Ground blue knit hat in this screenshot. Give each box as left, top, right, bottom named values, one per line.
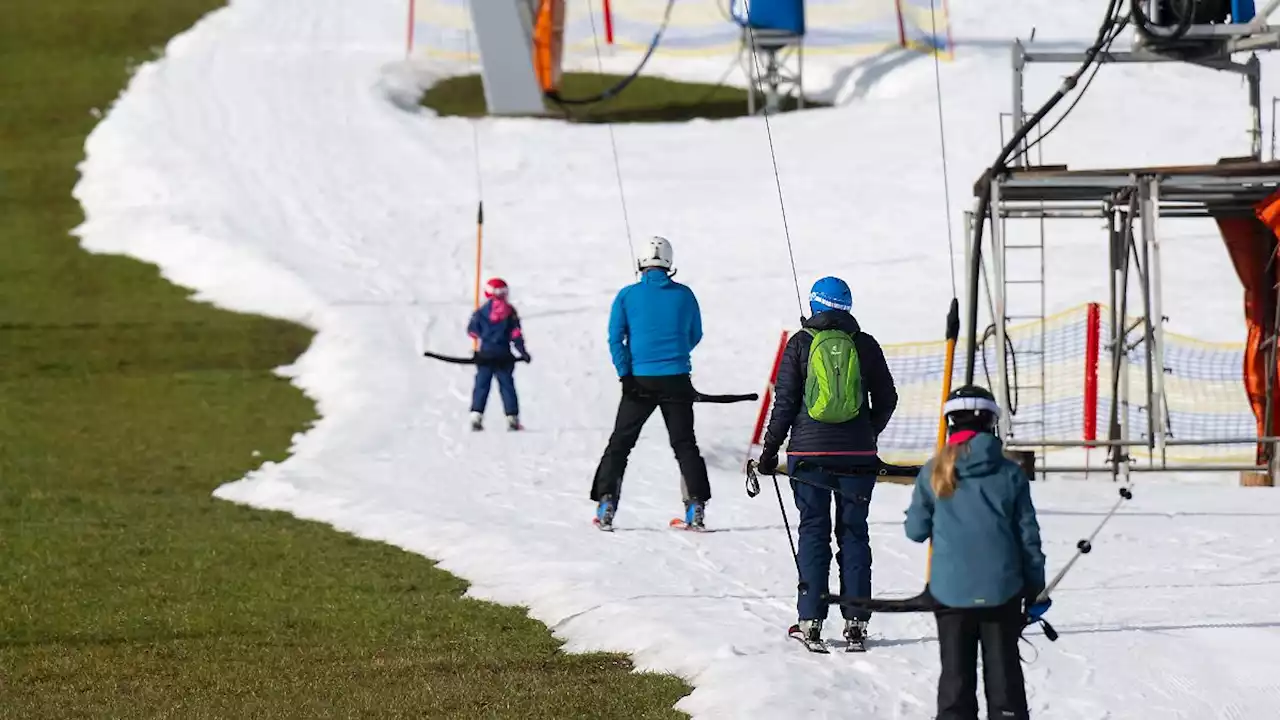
left=809, top=276, right=852, bottom=315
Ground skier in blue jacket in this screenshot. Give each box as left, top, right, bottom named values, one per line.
left=590, top=236, right=709, bottom=530
left=905, top=384, right=1047, bottom=720
left=467, top=277, right=530, bottom=432
left=756, top=276, right=898, bottom=651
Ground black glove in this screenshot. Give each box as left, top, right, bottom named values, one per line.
left=518, top=351, right=531, bottom=363
left=757, top=448, right=780, bottom=476
left=620, top=374, right=640, bottom=398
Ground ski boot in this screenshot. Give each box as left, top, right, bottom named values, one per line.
left=842, top=618, right=869, bottom=653
left=684, top=500, right=706, bottom=531
left=506, top=415, right=522, bottom=431
left=469, top=411, right=483, bottom=432
left=593, top=495, right=617, bottom=531
left=788, top=619, right=828, bottom=654
left=670, top=500, right=706, bottom=531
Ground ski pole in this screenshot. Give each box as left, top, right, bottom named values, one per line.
left=772, top=472, right=807, bottom=596
left=747, top=460, right=807, bottom=595
left=1038, top=484, right=1133, bottom=602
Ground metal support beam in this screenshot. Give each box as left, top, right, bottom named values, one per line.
left=1250, top=0, right=1280, bottom=31
left=1011, top=40, right=1026, bottom=163
left=1019, top=48, right=1255, bottom=74
left=1145, top=177, right=1169, bottom=466
left=990, top=180, right=1012, bottom=438
left=1040, top=464, right=1270, bottom=474
left=1141, top=176, right=1172, bottom=461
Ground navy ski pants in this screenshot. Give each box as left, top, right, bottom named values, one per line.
left=471, top=362, right=518, bottom=416
left=788, top=457, right=877, bottom=622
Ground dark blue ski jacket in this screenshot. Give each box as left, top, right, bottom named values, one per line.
left=762, top=310, right=898, bottom=458
left=905, top=432, right=1046, bottom=608
left=608, top=269, right=702, bottom=377
left=468, top=299, right=527, bottom=360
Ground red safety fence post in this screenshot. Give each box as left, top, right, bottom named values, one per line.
left=1084, top=303, right=1101, bottom=447
left=744, top=330, right=790, bottom=469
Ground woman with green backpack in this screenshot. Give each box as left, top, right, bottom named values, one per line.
left=756, top=276, right=899, bottom=651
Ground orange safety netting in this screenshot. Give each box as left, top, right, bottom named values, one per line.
left=533, top=0, right=565, bottom=93
left=1216, top=191, right=1280, bottom=462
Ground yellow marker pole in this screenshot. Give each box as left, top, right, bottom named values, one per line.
left=927, top=298, right=961, bottom=580
left=472, top=201, right=484, bottom=352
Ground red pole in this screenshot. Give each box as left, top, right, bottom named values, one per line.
left=744, top=330, right=791, bottom=469
left=602, top=0, right=615, bottom=45
left=750, top=388, right=774, bottom=447
left=894, top=0, right=907, bottom=49
left=1084, top=303, right=1101, bottom=446
left=406, top=0, right=415, bottom=57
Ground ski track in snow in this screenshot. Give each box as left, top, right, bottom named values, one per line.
left=73, top=0, right=1280, bottom=717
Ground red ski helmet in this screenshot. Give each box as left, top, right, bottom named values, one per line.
left=484, top=277, right=509, bottom=299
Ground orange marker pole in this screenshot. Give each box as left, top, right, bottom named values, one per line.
left=472, top=201, right=484, bottom=352
left=927, top=298, right=961, bottom=580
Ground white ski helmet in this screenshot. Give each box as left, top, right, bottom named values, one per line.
left=637, top=235, right=674, bottom=272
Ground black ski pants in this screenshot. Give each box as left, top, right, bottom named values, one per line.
left=934, top=597, right=1029, bottom=720
left=590, top=374, right=710, bottom=504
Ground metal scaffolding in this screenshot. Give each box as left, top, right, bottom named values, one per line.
left=1010, top=40, right=1265, bottom=160
left=973, top=161, right=1280, bottom=481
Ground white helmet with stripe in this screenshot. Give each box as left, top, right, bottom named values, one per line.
left=943, top=385, right=1000, bottom=434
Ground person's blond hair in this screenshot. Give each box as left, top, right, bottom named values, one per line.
left=930, top=442, right=966, bottom=499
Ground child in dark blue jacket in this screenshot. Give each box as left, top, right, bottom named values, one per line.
left=905, top=385, right=1046, bottom=720
left=467, top=278, right=529, bottom=432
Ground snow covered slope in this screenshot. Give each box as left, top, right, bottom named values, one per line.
left=73, top=0, right=1280, bottom=717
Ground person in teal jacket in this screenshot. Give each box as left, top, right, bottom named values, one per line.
left=905, top=384, right=1046, bottom=720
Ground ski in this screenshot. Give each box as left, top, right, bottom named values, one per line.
left=843, top=637, right=867, bottom=653
left=787, top=625, right=830, bottom=654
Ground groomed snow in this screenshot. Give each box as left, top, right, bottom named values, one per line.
left=73, top=0, right=1280, bottom=716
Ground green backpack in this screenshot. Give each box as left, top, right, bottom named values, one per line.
left=802, top=328, right=863, bottom=423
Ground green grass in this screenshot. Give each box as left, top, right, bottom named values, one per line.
left=0, top=2, right=690, bottom=717
left=424, top=71, right=825, bottom=123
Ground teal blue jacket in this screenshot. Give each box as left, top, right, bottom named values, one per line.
left=905, top=433, right=1046, bottom=608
